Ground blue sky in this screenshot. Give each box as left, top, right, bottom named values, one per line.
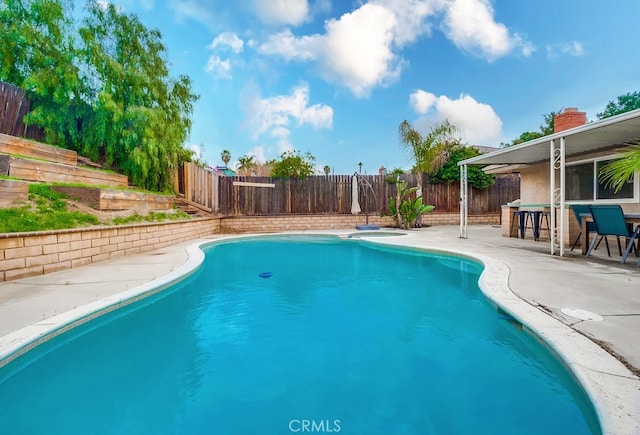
left=85, top=0, right=639, bottom=174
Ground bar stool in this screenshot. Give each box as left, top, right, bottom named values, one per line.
left=511, top=210, right=532, bottom=239
left=531, top=210, right=551, bottom=241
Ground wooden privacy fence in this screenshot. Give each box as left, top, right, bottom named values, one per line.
left=0, top=81, right=45, bottom=141
left=180, top=162, right=219, bottom=212
left=213, top=173, right=520, bottom=216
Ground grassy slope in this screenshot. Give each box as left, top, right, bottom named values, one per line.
left=0, top=184, right=189, bottom=233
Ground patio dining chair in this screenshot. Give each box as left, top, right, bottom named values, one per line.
left=570, top=204, right=596, bottom=251
left=586, top=205, right=640, bottom=264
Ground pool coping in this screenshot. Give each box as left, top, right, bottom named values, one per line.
left=0, top=230, right=638, bottom=434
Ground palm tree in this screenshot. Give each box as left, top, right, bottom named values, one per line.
left=236, top=154, right=256, bottom=176
left=398, top=119, right=458, bottom=199
left=323, top=165, right=331, bottom=176
left=221, top=149, right=231, bottom=168
left=599, top=139, right=640, bottom=192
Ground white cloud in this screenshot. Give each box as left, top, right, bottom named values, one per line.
left=259, top=3, right=404, bottom=97
left=442, top=0, right=534, bottom=61
left=205, top=56, right=232, bottom=79
left=257, top=0, right=534, bottom=95
left=209, top=32, right=244, bottom=53
left=245, top=83, right=333, bottom=150
left=410, top=89, right=438, bottom=114
left=205, top=33, right=245, bottom=79
left=546, top=41, right=585, bottom=60
left=371, top=0, right=443, bottom=45
left=189, top=144, right=204, bottom=160
left=319, top=4, right=401, bottom=96
left=411, top=90, right=503, bottom=146
left=247, top=146, right=267, bottom=164
left=171, top=0, right=215, bottom=27
left=259, top=29, right=319, bottom=61
left=253, top=0, right=310, bottom=26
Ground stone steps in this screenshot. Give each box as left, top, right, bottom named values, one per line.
left=0, top=133, right=77, bottom=166
left=0, top=133, right=177, bottom=212
left=51, top=186, right=173, bottom=211
left=3, top=155, right=128, bottom=187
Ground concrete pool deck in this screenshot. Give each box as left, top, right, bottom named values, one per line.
left=0, top=225, right=638, bottom=433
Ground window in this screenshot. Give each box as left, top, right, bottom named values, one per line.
left=565, top=157, right=636, bottom=202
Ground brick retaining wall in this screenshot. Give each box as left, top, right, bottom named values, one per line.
left=0, top=218, right=219, bottom=282
left=219, top=213, right=499, bottom=233
left=0, top=213, right=498, bottom=282
left=220, top=214, right=395, bottom=233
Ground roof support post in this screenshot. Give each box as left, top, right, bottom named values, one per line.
left=559, top=137, right=566, bottom=256
left=550, top=138, right=566, bottom=256
left=550, top=140, right=556, bottom=255
left=459, top=163, right=468, bottom=238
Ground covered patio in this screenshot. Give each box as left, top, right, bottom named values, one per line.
left=459, top=108, right=640, bottom=257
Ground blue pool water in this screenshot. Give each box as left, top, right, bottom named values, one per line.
left=0, top=235, right=600, bottom=434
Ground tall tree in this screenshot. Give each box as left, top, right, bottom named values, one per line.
left=236, top=154, right=256, bottom=175
left=78, top=1, right=198, bottom=191
left=0, top=0, right=87, bottom=146
left=268, top=150, right=316, bottom=179
left=398, top=119, right=458, bottom=198
left=501, top=110, right=558, bottom=147
left=220, top=149, right=231, bottom=167
left=430, top=144, right=495, bottom=189
left=597, top=91, right=640, bottom=119
left=539, top=111, right=557, bottom=135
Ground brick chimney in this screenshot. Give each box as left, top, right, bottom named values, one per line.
left=553, top=108, right=587, bottom=133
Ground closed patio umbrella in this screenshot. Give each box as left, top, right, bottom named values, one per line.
left=351, top=175, right=361, bottom=215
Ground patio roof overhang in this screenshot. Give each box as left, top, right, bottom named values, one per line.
left=457, top=108, right=640, bottom=255
left=459, top=108, right=640, bottom=167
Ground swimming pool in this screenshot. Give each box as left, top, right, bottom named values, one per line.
left=0, top=235, right=600, bottom=434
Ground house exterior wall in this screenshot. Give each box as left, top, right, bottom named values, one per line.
left=519, top=163, right=550, bottom=205
left=502, top=149, right=640, bottom=245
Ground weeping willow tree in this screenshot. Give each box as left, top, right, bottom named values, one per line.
left=1, top=0, right=198, bottom=192
left=78, top=1, right=198, bottom=191
left=0, top=0, right=88, bottom=146
left=599, top=139, right=640, bottom=193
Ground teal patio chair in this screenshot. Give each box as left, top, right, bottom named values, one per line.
left=586, top=205, right=640, bottom=264
left=570, top=204, right=596, bottom=251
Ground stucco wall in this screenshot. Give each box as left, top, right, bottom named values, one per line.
left=519, top=163, right=551, bottom=205
left=502, top=206, right=577, bottom=246
left=517, top=156, right=640, bottom=213
left=503, top=148, right=640, bottom=246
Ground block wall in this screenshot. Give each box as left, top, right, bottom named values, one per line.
left=219, top=213, right=499, bottom=233
left=0, top=213, right=499, bottom=282
left=0, top=218, right=219, bottom=282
